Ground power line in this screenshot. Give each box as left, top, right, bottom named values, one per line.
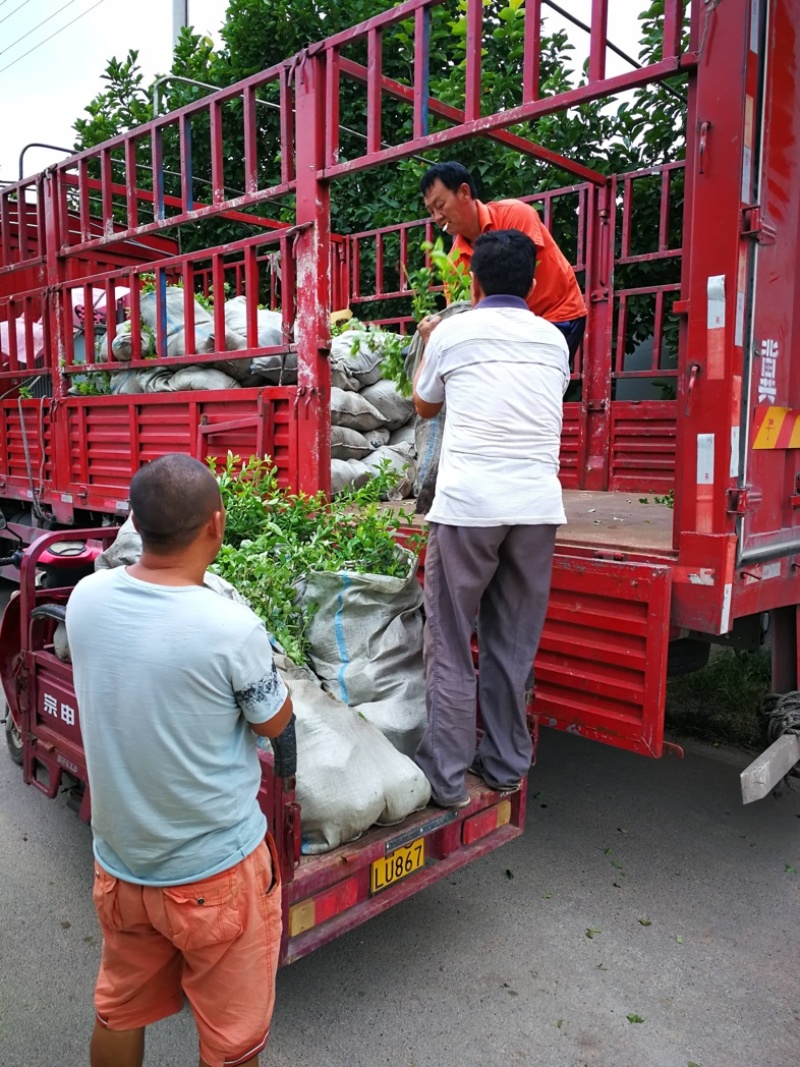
left=1, top=0, right=87, bottom=57
left=0, top=0, right=105, bottom=77
left=0, top=0, right=34, bottom=26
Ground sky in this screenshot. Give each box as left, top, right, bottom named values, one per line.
left=0, top=0, right=646, bottom=185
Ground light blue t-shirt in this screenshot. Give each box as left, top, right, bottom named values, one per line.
left=66, top=567, right=288, bottom=886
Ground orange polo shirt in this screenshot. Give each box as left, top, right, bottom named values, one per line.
left=451, top=199, right=586, bottom=323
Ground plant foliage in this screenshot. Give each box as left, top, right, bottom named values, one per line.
left=210, top=454, right=424, bottom=663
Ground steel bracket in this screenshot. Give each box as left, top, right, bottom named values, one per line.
left=726, top=486, right=753, bottom=515
left=740, top=205, right=777, bottom=245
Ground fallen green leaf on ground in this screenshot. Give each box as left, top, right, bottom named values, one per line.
left=556, top=1019, right=564, bottom=1029
left=786, top=864, right=797, bottom=874
left=626, top=1014, right=645, bottom=1024
left=586, top=927, right=601, bottom=939
left=638, top=918, right=652, bottom=926
left=676, top=935, right=684, bottom=944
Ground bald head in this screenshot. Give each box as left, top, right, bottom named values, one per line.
left=130, top=454, right=222, bottom=554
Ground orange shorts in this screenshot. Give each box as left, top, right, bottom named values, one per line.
left=92, top=837, right=282, bottom=1067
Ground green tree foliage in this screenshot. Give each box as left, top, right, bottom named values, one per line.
left=73, top=1, right=687, bottom=228
left=71, top=0, right=687, bottom=366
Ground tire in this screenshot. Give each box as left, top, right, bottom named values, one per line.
left=667, top=638, right=711, bottom=678
left=4, top=704, right=23, bottom=766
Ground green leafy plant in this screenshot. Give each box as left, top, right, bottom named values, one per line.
left=209, top=454, right=425, bottom=664
left=17, top=385, right=33, bottom=399
left=71, top=372, right=112, bottom=396
left=422, top=237, right=472, bottom=304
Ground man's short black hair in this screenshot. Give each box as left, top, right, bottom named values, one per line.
left=420, top=161, right=477, bottom=199
left=471, top=229, right=538, bottom=300
left=130, top=454, right=222, bottom=553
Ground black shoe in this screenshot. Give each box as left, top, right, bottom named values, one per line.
left=430, top=791, right=471, bottom=810
left=470, top=756, right=521, bottom=794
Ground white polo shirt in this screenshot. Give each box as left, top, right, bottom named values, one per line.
left=415, top=295, right=569, bottom=526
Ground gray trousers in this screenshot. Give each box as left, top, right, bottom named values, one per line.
left=415, top=522, right=557, bottom=803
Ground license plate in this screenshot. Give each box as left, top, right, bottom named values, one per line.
left=370, top=838, right=425, bottom=894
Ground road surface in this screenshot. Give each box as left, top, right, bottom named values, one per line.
left=1, top=730, right=798, bottom=1067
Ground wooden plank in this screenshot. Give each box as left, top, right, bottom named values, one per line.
left=740, top=733, right=800, bottom=804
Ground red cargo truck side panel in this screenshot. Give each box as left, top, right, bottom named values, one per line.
left=739, top=0, right=800, bottom=563
left=535, top=556, right=672, bottom=757
left=60, top=389, right=299, bottom=512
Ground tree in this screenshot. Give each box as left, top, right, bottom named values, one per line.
left=71, top=0, right=688, bottom=361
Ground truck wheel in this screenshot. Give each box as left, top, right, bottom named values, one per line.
left=667, top=638, right=711, bottom=678
left=4, top=705, right=23, bottom=766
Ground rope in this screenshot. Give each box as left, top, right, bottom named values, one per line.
left=17, top=393, right=47, bottom=523
left=699, top=0, right=726, bottom=59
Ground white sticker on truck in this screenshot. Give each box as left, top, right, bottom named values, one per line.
left=758, top=339, right=778, bottom=403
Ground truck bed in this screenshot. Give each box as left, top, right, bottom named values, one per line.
left=557, top=490, right=674, bottom=555
left=395, top=490, right=675, bottom=557
left=283, top=771, right=524, bottom=964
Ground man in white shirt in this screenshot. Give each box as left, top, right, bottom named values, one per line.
left=412, top=228, right=569, bottom=808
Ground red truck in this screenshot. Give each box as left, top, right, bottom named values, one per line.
left=0, top=0, right=797, bottom=960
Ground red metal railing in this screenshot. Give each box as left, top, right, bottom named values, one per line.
left=317, top=0, right=690, bottom=181
left=54, top=63, right=296, bottom=256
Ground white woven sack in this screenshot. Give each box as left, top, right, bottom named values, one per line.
left=110, top=370, right=144, bottom=394
left=139, top=289, right=215, bottom=358
left=137, top=367, right=174, bottom=393
left=361, top=445, right=416, bottom=499
left=268, top=656, right=430, bottom=854
left=250, top=351, right=298, bottom=383
left=364, top=427, right=391, bottom=449
left=404, top=301, right=471, bottom=512
left=360, top=379, right=414, bottom=431
left=329, top=331, right=384, bottom=387
left=111, top=320, right=155, bottom=362
left=224, top=296, right=284, bottom=347
left=300, top=552, right=426, bottom=756
left=331, top=364, right=360, bottom=392
left=169, top=366, right=240, bottom=391
left=330, top=458, right=371, bottom=495
left=330, top=387, right=387, bottom=432
left=330, top=426, right=373, bottom=461
left=389, top=423, right=415, bottom=448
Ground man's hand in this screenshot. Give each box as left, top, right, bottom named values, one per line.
left=416, top=314, right=442, bottom=346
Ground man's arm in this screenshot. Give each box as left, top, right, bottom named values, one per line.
left=412, top=314, right=445, bottom=419
left=249, top=692, right=294, bottom=738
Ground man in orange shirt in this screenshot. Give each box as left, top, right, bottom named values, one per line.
left=420, top=161, right=587, bottom=358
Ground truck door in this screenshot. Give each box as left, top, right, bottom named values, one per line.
left=738, top=0, right=800, bottom=564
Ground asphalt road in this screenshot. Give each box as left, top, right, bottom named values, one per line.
left=1, top=730, right=798, bottom=1067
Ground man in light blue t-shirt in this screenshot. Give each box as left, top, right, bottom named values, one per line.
left=67, top=454, right=293, bottom=1067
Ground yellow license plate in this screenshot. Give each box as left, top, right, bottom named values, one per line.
left=370, top=838, right=425, bottom=894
